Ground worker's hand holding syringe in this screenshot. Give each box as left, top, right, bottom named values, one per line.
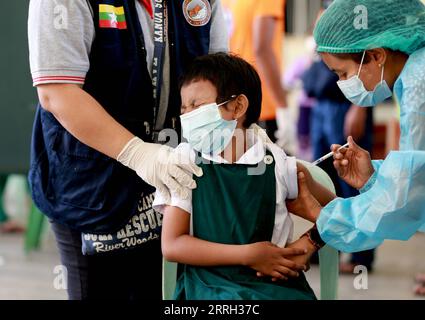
left=331, top=136, right=375, bottom=190
left=312, top=142, right=350, bottom=166
left=286, top=136, right=375, bottom=228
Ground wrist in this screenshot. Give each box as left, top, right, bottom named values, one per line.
left=116, top=136, right=144, bottom=169
left=359, top=169, right=377, bottom=193
left=302, top=225, right=325, bottom=250
left=241, top=244, right=253, bottom=267
left=299, top=234, right=317, bottom=253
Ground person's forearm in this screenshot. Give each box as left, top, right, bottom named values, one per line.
left=162, top=234, right=249, bottom=267
left=255, top=47, right=287, bottom=107
left=344, top=105, right=367, bottom=141
left=304, top=203, right=322, bottom=223
left=310, top=180, right=337, bottom=207
left=296, top=163, right=337, bottom=206
left=253, top=17, right=287, bottom=107
left=301, top=180, right=327, bottom=223
left=37, top=84, right=135, bottom=159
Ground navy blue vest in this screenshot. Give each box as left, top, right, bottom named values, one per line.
left=29, top=0, right=212, bottom=233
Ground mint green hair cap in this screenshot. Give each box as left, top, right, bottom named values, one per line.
left=314, top=0, right=425, bottom=55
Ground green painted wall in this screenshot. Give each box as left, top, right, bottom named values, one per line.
left=0, top=2, right=37, bottom=173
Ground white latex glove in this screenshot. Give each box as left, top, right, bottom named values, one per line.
left=275, top=107, right=297, bottom=155
left=117, top=137, right=203, bottom=203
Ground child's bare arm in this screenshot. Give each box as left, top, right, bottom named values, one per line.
left=296, top=162, right=337, bottom=206
left=162, top=205, right=307, bottom=280
left=162, top=205, right=246, bottom=266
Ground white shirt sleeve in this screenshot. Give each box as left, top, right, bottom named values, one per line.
left=152, top=143, right=195, bottom=215
left=153, top=189, right=193, bottom=215
left=268, top=144, right=298, bottom=201
left=28, top=0, right=95, bottom=86
left=282, top=156, right=298, bottom=200
left=209, top=0, right=229, bottom=53
left=266, top=143, right=296, bottom=246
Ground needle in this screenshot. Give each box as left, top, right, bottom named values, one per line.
left=312, top=142, right=350, bottom=166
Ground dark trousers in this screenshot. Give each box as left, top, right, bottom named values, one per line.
left=50, top=221, right=163, bottom=300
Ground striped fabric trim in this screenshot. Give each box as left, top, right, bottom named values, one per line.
left=32, top=75, right=85, bottom=86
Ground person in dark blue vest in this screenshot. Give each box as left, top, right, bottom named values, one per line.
left=28, top=0, right=228, bottom=300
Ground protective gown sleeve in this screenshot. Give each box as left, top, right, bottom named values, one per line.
left=316, top=151, right=425, bottom=252
left=358, top=160, right=383, bottom=194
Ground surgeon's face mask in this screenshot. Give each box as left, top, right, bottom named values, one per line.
left=180, top=96, right=237, bottom=155
left=337, top=51, right=392, bottom=107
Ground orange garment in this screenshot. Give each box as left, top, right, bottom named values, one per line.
left=222, top=0, right=285, bottom=121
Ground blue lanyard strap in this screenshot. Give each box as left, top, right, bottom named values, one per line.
left=152, top=0, right=167, bottom=128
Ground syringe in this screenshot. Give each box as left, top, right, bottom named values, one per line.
left=312, top=142, right=349, bottom=166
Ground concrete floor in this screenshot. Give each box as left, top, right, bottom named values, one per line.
left=0, top=220, right=424, bottom=300
left=296, top=217, right=425, bottom=300
left=0, top=231, right=67, bottom=300
left=306, top=234, right=425, bottom=300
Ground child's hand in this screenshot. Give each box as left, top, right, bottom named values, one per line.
left=258, top=237, right=317, bottom=281
left=285, top=237, right=317, bottom=272
left=244, top=241, right=307, bottom=281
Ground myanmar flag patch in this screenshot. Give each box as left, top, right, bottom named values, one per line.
left=99, top=4, right=127, bottom=29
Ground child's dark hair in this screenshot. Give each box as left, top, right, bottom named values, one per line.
left=180, top=53, right=262, bottom=128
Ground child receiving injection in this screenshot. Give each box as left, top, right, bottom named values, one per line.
left=153, top=53, right=335, bottom=300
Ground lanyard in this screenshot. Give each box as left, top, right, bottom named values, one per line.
left=151, top=0, right=167, bottom=128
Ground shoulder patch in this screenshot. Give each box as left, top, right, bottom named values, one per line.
left=182, top=0, right=212, bottom=27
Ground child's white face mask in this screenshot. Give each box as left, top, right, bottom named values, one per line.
left=180, top=97, right=237, bottom=155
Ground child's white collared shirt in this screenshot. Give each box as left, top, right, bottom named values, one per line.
left=153, top=131, right=298, bottom=247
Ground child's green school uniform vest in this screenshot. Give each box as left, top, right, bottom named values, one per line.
left=174, top=152, right=316, bottom=300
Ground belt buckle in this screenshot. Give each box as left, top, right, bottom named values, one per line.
left=152, top=130, right=160, bottom=144
left=153, top=130, right=170, bottom=144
